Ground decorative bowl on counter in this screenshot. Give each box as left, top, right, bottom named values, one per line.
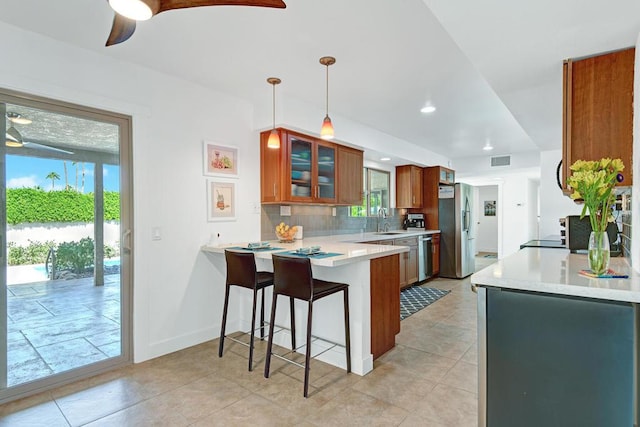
left=275, top=222, right=298, bottom=243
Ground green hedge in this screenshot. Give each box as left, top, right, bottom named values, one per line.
left=7, top=188, right=120, bottom=225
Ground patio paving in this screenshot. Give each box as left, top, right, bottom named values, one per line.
left=6, top=274, right=121, bottom=386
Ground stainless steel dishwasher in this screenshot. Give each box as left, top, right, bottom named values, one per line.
left=418, top=235, right=433, bottom=281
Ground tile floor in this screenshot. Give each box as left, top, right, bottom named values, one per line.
left=0, top=257, right=496, bottom=426
left=6, top=274, right=121, bottom=386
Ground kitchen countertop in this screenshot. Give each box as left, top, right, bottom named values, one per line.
left=201, top=229, right=440, bottom=267
left=471, top=247, right=640, bottom=303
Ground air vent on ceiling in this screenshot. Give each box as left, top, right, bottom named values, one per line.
left=491, top=155, right=511, bottom=167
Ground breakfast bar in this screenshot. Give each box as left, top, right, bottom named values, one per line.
left=471, top=248, right=640, bottom=427
left=202, top=236, right=411, bottom=376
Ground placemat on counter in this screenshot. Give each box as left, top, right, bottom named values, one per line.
left=226, top=246, right=284, bottom=252
left=281, top=251, right=343, bottom=259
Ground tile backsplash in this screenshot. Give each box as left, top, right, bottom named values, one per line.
left=261, top=205, right=403, bottom=241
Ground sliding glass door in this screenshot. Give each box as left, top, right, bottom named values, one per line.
left=0, top=89, right=132, bottom=402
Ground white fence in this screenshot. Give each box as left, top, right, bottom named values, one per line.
left=8, top=221, right=121, bottom=247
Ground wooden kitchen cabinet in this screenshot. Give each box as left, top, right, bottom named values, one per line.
left=370, top=254, right=400, bottom=359
left=395, top=236, right=419, bottom=289
left=260, top=130, right=283, bottom=203
left=337, top=145, right=364, bottom=205
left=396, top=165, right=423, bottom=208
left=562, top=47, right=634, bottom=192
left=431, top=233, right=440, bottom=276
left=437, top=167, right=455, bottom=185
left=260, top=128, right=337, bottom=204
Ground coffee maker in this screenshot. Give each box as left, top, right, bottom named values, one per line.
left=403, top=213, right=425, bottom=230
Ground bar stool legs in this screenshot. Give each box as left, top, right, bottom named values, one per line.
left=264, top=286, right=351, bottom=398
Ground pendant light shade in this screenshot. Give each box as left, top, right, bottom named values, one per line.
left=319, top=56, right=336, bottom=140
left=267, top=77, right=281, bottom=149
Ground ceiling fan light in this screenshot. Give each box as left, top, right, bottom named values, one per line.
left=6, top=112, right=32, bottom=125
left=5, top=126, right=23, bottom=147
left=267, top=129, right=280, bottom=149
left=108, top=0, right=156, bottom=20
left=320, top=116, right=334, bottom=140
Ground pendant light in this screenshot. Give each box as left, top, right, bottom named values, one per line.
left=319, top=56, right=336, bottom=140
left=266, top=77, right=281, bottom=149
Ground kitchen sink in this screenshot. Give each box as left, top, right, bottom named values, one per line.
left=374, top=232, right=404, bottom=235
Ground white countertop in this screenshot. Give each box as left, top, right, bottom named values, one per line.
left=471, top=248, right=640, bottom=303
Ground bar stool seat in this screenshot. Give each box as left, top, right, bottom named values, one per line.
left=218, top=250, right=274, bottom=371
left=264, top=254, right=351, bottom=398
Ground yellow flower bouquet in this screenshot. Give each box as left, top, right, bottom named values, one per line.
left=567, top=158, right=624, bottom=274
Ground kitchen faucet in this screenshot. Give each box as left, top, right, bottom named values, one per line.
left=377, top=207, right=388, bottom=232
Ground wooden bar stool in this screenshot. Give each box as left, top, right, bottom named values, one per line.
left=264, top=254, right=351, bottom=398
left=218, top=250, right=274, bottom=371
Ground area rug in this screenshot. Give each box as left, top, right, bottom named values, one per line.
left=400, top=286, right=450, bottom=320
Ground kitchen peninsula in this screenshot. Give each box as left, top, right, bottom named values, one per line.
left=202, top=230, right=439, bottom=375
left=471, top=248, right=640, bottom=427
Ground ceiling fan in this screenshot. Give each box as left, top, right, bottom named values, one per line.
left=5, top=113, right=74, bottom=155
left=106, top=0, right=287, bottom=46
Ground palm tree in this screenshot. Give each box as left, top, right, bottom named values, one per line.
left=63, top=161, right=68, bottom=190
left=81, top=162, right=85, bottom=193
left=46, top=172, right=60, bottom=190
left=72, top=161, right=79, bottom=191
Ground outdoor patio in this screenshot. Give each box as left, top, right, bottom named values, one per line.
left=6, top=273, right=121, bottom=386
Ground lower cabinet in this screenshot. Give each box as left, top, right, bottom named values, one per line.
left=431, top=233, right=440, bottom=276
left=395, top=237, right=418, bottom=289
left=370, top=254, right=401, bottom=359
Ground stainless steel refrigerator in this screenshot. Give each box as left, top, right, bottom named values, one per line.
left=439, top=183, right=475, bottom=278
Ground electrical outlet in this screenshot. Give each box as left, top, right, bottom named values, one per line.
left=280, top=205, right=291, bottom=216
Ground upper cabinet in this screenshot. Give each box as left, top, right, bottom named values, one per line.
left=396, top=165, right=423, bottom=208
left=437, top=167, right=455, bottom=185
left=562, top=47, right=634, bottom=192
left=260, top=128, right=363, bottom=205
left=337, top=145, right=364, bottom=205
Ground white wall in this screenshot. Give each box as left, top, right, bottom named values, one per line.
left=0, top=22, right=263, bottom=362
left=538, top=150, right=582, bottom=238
left=476, top=186, right=499, bottom=252
left=461, top=170, right=538, bottom=258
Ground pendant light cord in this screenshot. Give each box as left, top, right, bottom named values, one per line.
left=272, top=82, right=276, bottom=128
left=325, top=64, right=329, bottom=116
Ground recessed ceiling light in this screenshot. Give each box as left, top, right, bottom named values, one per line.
left=380, top=157, right=391, bottom=161
left=420, top=105, right=436, bottom=114
left=483, top=142, right=494, bottom=151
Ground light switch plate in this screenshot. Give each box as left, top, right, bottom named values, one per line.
left=152, top=227, right=162, bottom=241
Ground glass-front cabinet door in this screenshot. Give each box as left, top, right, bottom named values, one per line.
left=315, top=141, right=336, bottom=202
left=286, top=132, right=336, bottom=203
left=288, top=135, right=313, bottom=202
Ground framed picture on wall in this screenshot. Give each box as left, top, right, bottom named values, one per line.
left=484, top=200, right=496, bottom=216
left=207, top=179, right=236, bottom=221
left=203, top=141, right=239, bottom=177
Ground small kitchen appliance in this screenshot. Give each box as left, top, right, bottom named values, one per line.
left=404, top=213, right=425, bottom=230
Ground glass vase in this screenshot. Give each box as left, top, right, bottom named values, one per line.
left=588, top=231, right=610, bottom=276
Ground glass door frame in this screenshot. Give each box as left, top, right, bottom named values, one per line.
left=0, top=87, right=133, bottom=404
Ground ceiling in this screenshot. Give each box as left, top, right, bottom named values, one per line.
left=1, top=0, right=639, bottom=163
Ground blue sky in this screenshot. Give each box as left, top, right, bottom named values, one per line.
left=6, top=155, right=120, bottom=192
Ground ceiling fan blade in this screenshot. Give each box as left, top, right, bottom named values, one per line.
left=22, top=141, right=74, bottom=155
left=105, top=13, right=137, bottom=46
left=157, top=0, right=286, bottom=13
